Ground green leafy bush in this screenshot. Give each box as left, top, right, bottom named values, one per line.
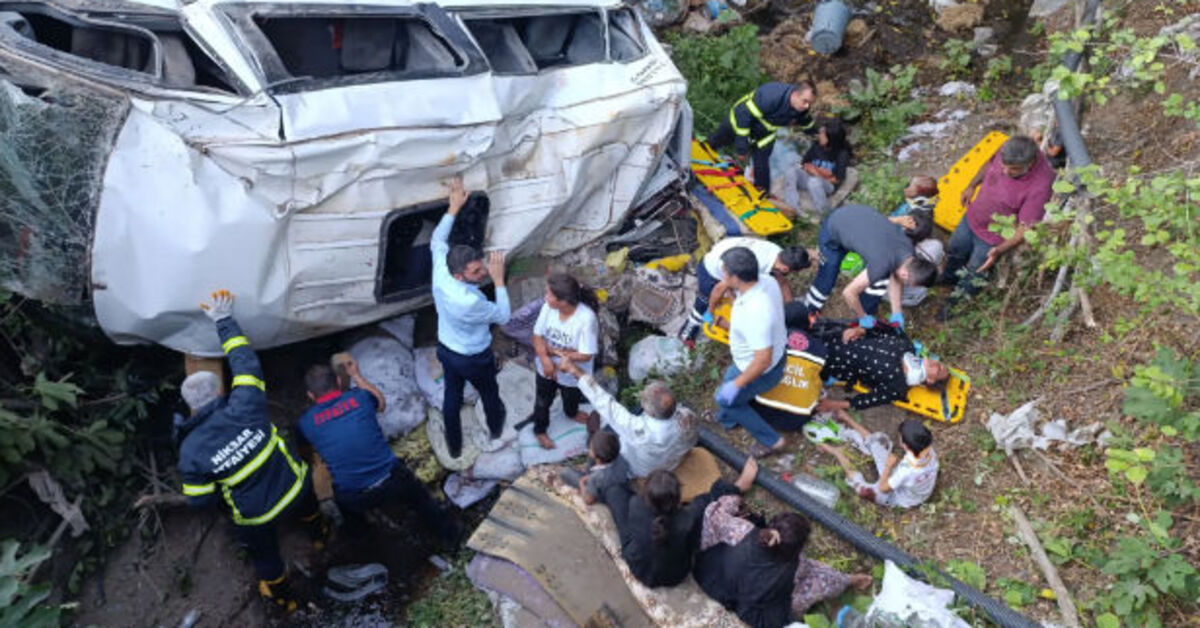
left=0, top=540, right=60, bottom=627
left=665, top=25, right=769, bottom=134
left=834, top=64, right=924, bottom=153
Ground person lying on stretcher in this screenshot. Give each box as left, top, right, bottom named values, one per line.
left=809, top=320, right=949, bottom=413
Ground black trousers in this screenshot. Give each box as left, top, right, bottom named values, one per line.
left=437, top=343, right=506, bottom=457
left=530, top=374, right=583, bottom=435
left=336, top=461, right=449, bottom=540
left=707, top=119, right=776, bottom=193
left=231, top=473, right=319, bottom=581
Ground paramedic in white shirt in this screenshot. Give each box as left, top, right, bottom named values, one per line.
left=431, top=178, right=510, bottom=459
left=712, top=246, right=791, bottom=457
left=684, top=237, right=814, bottom=340
left=821, top=413, right=939, bottom=509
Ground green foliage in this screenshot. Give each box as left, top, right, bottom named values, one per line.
left=1145, top=446, right=1200, bottom=506
left=1122, top=347, right=1200, bottom=440
left=1105, top=446, right=1154, bottom=485
left=666, top=25, right=769, bottom=134
left=944, top=559, right=987, bottom=590
left=979, top=55, right=1013, bottom=102
left=1091, top=512, right=1199, bottom=626
left=1034, top=166, right=1200, bottom=321
left=404, top=555, right=498, bottom=626
left=0, top=540, right=60, bottom=627
left=834, top=64, right=924, bottom=153
left=847, top=161, right=907, bottom=211
left=938, top=39, right=973, bottom=78
left=995, top=577, right=1038, bottom=609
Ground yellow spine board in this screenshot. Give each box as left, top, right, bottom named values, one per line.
left=691, top=140, right=793, bottom=236
left=851, top=367, right=971, bottom=424
left=704, top=295, right=969, bottom=423
left=933, top=131, right=1009, bottom=232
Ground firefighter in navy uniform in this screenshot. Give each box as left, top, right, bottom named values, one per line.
left=706, top=81, right=818, bottom=195
left=176, top=290, right=320, bottom=612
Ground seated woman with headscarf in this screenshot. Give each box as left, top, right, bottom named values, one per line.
left=694, top=495, right=872, bottom=627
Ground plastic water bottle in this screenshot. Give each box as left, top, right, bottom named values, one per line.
left=791, top=471, right=839, bottom=509
left=836, top=606, right=867, bottom=628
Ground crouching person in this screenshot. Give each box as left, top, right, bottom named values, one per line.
left=177, top=291, right=319, bottom=612
left=558, top=358, right=697, bottom=480
left=821, top=412, right=939, bottom=508
left=297, top=361, right=459, bottom=548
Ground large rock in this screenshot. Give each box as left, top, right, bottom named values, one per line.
left=936, top=3, right=984, bottom=33
left=1029, top=0, right=1072, bottom=18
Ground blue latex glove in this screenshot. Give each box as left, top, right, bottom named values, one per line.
left=715, top=380, right=742, bottom=406
left=889, top=312, right=905, bottom=329
left=702, top=311, right=714, bottom=324
left=857, top=315, right=876, bottom=329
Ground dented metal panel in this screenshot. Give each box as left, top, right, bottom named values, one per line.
left=0, top=0, right=689, bottom=354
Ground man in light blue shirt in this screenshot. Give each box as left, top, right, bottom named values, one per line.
left=433, top=179, right=510, bottom=458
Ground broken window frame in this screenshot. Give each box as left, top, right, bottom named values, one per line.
left=457, top=5, right=648, bottom=76
left=375, top=193, right=490, bottom=304
left=220, top=3, right=487, bottom=95
left=0, top=2, right=246, bottom=94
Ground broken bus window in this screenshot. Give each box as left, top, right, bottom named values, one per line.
left=253, top=16, right=464, bottom=79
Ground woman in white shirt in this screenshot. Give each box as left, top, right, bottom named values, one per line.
left=530, top=272, right=600, bottom=449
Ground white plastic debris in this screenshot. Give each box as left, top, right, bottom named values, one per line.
left=987, top=400, right=1105, bottom=451
left=517, top=412, right=590, bottom=467
left=426, top=406, right=483, bottom=471
left=476, top=361, right=541, bottom=444
left=471, top=441, right=525, bottom=481
left=444, top=473, right=499, bottom=509
left=378, top=314, right=416, bottom=349
left=348, top=335, right=426, bottom=438
left=867, top=560, right=971, bottom=627
left=937, top=81, right=977, bottom=98
left=627, top=335, right=690, bottom=383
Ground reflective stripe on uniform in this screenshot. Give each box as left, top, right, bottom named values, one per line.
left=221, top=427, right=280, bottom=488
left=222, top=335, right=250, bottom=354
left=743, top=96, right=779, bottom=132
left=182, top=482, right=215, bottom=496
left=232, top=374, right=265, bottom=391
left=730, top=90, right=780, bottom=147
left=221, top=429, right=309, bottom=526
left=729, top=93, right=752, bottom=136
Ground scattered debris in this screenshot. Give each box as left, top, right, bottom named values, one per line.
left=1029, top=0, right=1074, bottom=19
left=986, top=400, right=1107, bottom=452
left=971, top=26, right=998, bottom=57
left=349, top=331, right=426, bottom=438
left=935, top=3, right=985, bottom=33
left=867, top=560, right=970, bottom=627
left=627, top=335, right=691, bottom=383
left=324, top=564, right=390, bottom=603
left=27, top=470, right=89, bottom=537
left=444, top=474, right=499, bottom=509
left=937, top=81, right=977, bottom=98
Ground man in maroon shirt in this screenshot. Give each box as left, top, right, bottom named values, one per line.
left=938, top=135, right=1055, bottom=319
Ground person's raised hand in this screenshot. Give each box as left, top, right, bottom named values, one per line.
left=200, top=289, right=234, bottom=321
left=486, top=250, right=506, bottom=286
left=342, top=356, right=360, bottom=378
left=446, top=177, right=468, bottom=216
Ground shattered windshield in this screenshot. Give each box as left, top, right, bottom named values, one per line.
left=0, top=81, right=128, bottom=303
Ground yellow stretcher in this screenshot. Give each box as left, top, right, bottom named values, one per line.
left=703, top=298, right=969, bottom=423
left=933, top=131, right=1009, bottom=232
left=691, top=140, right=793, bottom=236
